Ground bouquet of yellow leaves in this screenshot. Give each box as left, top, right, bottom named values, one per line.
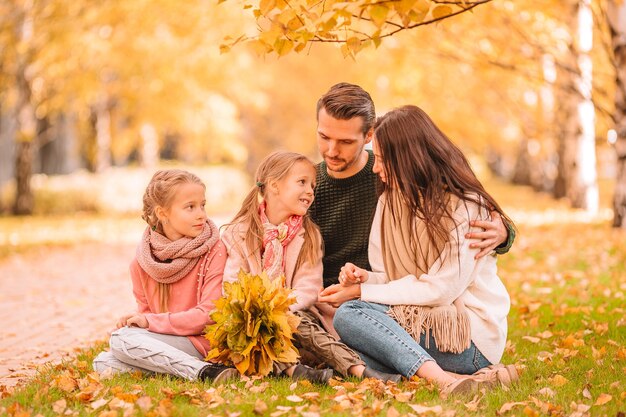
left=204, top=269, right=301, bottom=376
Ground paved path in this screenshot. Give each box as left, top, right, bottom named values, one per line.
left=0, top=243, right=135, bottom=388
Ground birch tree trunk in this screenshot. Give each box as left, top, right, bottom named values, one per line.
left=608, top=0, right=626, bottom=228
left=94, top=97, right=112, bottom=173
left=139, top=123, right=159, bottom=169
left=13, top=1, right=37, bottom=215
left=554, top=0, right=599, bottom=212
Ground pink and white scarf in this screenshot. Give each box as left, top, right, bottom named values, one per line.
left=259, top=201, right=303, bottom=279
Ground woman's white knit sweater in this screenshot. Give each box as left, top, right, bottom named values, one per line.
left=360, top=197, right=511, bottom=364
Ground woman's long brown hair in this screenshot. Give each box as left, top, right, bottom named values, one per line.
left=374, top=105, right=514, bottom=259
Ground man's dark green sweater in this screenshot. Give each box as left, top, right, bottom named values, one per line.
left=309, top=150, right=379, bottom=288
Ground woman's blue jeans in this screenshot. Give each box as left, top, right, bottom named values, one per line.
left=334, top=300, right=491, bottom=377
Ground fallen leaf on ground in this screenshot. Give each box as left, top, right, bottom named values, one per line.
left=408, top=403, right=443, bottom=414
left=253, top=399, right=268, bottom=415
left=249, top=381, right=270, bottom=393
left=594, top=393, right=611, bottom=405
left=387, top=406, right=400, bottom=417
left=135, top=396, right=152, bottom=412
left=549, top=374, right=568, bottom=387
left=52, top=399, right=67, bottom=414
left=54, top=375, right=78, bottom=392
left=90, top=399, right=108, bottom=410
left=522, top=336, right=540, bottom=344
left=394, top=391, right=413, bottom=402
left=498, top=401, right=526, bottom=414
left=538, top=388, right=555, bottom=398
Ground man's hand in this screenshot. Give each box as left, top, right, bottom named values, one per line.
left=338, top=262, right=368, bottom=286
left=466, top=211, right=508, bottom=259
left=318, top=284, right=361, bottom=308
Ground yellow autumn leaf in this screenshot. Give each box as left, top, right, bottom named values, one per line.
left=346, top=37, right=361, bottom=55
left=522, top=336, right=541, bottom=344
left=549, top=374, right=568, bottom=387
left=254, top=398, right=269, bottom=414
left=386, top=406, right=400, bottom=417
left=274, top=39, right=293, bottom=56
left=432, top=5, right=453, bottom=20
left=408, top=403, right=443, bottom=414
left=498, top=401, right=527, bottom=414
left=393, top=0, right=417, bottom=15
left=369, top=4, right=388, bottom=27
left=259, top=0, right=276, bottom=15
left=54, top=375, right=78, bottom=392
left=594, top=393, right=612, bottom=405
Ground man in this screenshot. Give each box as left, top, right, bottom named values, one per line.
left=294, top=82, right=513, bottom=381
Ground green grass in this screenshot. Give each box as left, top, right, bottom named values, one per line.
left=1, top=177, right=625, bottom=416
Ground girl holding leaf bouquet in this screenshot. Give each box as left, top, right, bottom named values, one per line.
left=214, top=151, right=401, bottom=383
left=93, top=169, right=237, bottom=383
left=215, top=151, right=334, bottom=383
left=320, top=105, right=518, bottom=397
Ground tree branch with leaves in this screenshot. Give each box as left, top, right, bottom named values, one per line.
left=219, top=0, right=493, bottom=57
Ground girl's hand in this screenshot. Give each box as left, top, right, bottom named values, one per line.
left=318, top=284, right=361, bottom=307
left=338, top=262, right=368, bottom=287
left=115, top=313, right=135, bottom=329
left=116, top=313, right=148, bottom=329
left=125, top=314, right=149, bottom=328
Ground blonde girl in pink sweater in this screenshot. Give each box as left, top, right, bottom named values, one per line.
left=93, top=169, right=237, bottom=383
left=221, top=151, right=338, bottom=383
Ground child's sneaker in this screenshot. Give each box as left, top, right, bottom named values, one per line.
left=198, top=362, right=239, bottom=384
left=291, top=364, right=333, bottom=384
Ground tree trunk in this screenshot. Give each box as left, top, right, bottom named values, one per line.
left=608, top=0, right=626, bottom=228
left=94, top=97, right=112, bottom=172
left=13, top=75, right=37, bottom=215
left=13, top=140, right=34, bottom=215
left=12, top=0, right=37, bottom=215
left=512, top=138, right=533, bottom=186
left=139, top=123, right=159, bottom=169
left=0, top=100, right=16, bottom=186
left=553, top=121, right=572, bottom=199
left=553, top=0, right=599, bottom=212
left=39, top=113, right=81, bottom=175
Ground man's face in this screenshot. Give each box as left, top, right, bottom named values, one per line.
left=316, top=107, right=372, bottom=178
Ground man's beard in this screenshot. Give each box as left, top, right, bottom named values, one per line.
left=324, top=154, right=359, bottom=173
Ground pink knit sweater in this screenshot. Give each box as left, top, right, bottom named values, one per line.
left=129, top=240, right=227, bottom=357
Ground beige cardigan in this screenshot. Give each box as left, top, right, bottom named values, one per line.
left=221, top=223, right=323, bottom=313
left=360, top=197, right=511, bottom=364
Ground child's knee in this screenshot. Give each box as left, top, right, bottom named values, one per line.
left=93, top=351, right=121, bottom=374
left=109, top=326, right=143, bottom=354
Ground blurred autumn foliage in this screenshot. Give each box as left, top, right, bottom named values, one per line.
left=1, top=0, right=625, bottom=227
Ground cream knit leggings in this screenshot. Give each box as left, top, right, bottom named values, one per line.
left=92, top=327, right=207, bottom=380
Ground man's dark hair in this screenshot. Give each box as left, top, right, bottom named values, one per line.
left=316, top=83, right=376, bottom=134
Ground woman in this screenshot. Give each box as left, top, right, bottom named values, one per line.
left=318, top=105, right=516, bottom=396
